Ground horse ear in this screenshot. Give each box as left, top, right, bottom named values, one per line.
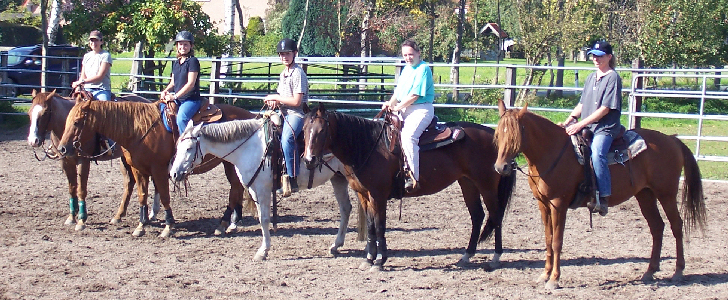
left=317, top=102, right=326, bottom=114
left=48, top=89, right=57, bottom=98
left=32, top=89, right=37, bottom=97
left=497, top=99, right=506, bottom=116
left=80, top=97, right=92, bottom=110
left=517, top=102, right=529, bottom=117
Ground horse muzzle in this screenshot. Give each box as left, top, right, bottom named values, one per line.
left=494, top=160, right=513, bottom=176
left=170, top=169, right=188, bottom=182
left=304, top=156, right=321, bottom=170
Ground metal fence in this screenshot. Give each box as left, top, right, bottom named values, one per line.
left=2, top=54, right=728, bottom=164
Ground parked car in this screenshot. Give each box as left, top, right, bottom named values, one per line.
left=2, top=44, right=84, bottom=97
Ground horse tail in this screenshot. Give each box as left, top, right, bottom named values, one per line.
left=676, top=136, right=707, bottom=237
left=478, top=169, right=517, bottom=243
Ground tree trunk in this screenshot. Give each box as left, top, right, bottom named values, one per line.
left=554, top=46, right=565, bottom=98
left=298, top=0, right=311, bottom=52
left=47, top=0, right=62, bottom=45
left=360, top=0, right=373, bottom=95
left=451, top=0, right=466, bottom=102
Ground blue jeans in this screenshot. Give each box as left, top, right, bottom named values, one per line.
left=591, top=133, right=613, bottom=197
left=177, top=99, right=202, bottom=135
left=87, top=89, right=111, bottom=101
left=282, top=112, right=304, bottom=177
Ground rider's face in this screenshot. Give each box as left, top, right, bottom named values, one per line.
left=89, top=38, right=102, bottom=51
left=278, top=51, right=296, bottom=67
left=177, top=41, right=192, bottom=56
left=401, top=46, right=420, bottom=66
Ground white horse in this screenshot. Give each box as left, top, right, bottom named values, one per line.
left=170, top=119, right=356, bottom=260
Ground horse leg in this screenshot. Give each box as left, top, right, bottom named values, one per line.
left=635, top=189, right=665, bottom=282
left=61, top=158, right=79, bottom=226
left=131, top=169, right=150, bottom=237
left=215, top=162, right=244, bottom=235
left=544, top=202, right=568, bottom=290
left=249, top=184, right=272, bottom=261
left=536, top=200, right=553, bottom=285
left=151, top=169, right=174, bottom=238
left=659, top=196, right=685, bottom=282
left=74, top=158, right=91, bottom=231
left=357, top=192, right=376, bottom=270
left=371, top=193, right=388, bottom=271
left=455, top=178, right=485, bottom=267
left=112, top=156, right=135, bottom=224
left=329, top=174, right=352, bottom=255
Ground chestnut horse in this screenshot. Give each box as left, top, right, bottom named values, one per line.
left=302, top=104, right=516, bottom=271
left=27, top=90, right=154, bottom=230
left=57, top=99, right=255, bottom=237
left=493, top=100, right=707, bottom=289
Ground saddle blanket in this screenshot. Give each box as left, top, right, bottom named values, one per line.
left=571, top=130, right=647, bottom=166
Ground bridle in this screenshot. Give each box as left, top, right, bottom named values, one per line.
left=305, top=112, right=331, bottom=171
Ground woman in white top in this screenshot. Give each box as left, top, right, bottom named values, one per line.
left=72, top=30, right=113, bottom=101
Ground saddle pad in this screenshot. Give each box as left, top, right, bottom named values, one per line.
left=571, top=130, right=647, bottom=165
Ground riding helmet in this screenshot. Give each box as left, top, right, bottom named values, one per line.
left=175, top=31, right=194, bottom=44
left=276, top=38, right=297, bottom=53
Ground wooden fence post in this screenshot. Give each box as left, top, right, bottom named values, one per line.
left=503, top=66, right=517, bottom=106
left=209, top=57, right=221, bottom=104
left=61, top=58, right=70, bottom=94
left=630, top=59, right=645, bottom=129
left=1, top=52, right=8, bottom=98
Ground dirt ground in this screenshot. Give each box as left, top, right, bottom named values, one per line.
left=1, top=125, right=727, bottom=300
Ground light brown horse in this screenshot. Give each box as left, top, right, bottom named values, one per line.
left=493, top=100, right=707, bottom=289
left=27, top=90, right=147, bottom=230
left=302, top=104, right=516, bottom=271
left=57, top=98, right=255, bottom=237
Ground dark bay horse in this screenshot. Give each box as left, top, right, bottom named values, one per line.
left=27, top=90, right=148, bottom=230
left=493, top=100, right=707, bottom=289
left=57, top=98, right=255, bottom=237
left=302, top=104, right=516, bottom=271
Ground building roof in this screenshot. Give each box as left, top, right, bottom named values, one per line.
left=479, top=23, right=508, bottom=39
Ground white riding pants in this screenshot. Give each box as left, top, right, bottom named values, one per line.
left=400, top=102, right=434, bottom=181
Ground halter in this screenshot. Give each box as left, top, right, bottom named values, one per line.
left=30, top=98, right=62, bottom=161
left=69, top=109, right=117, bottom=159
left=306, top=112, right=331, bottom=171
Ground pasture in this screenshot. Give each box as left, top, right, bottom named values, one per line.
left=1, top=126, right=727, bottom=299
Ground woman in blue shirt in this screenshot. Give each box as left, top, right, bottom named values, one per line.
left=383, top=40, right=435, bottom=192
left=161, top=31, right=202, bottom=135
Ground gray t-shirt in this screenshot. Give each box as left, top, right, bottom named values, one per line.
left=82, top=50, right=112, bottom=90
left=276, top=63, right=308, bottom=116
left=580, top=71, right=622, bottom=136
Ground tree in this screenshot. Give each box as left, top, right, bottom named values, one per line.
left=281, top=0, right=340, bottom=56
left=46, top=0, right=62, bottom=44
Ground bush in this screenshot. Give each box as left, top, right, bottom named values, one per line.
left=247, top=33, right=283, bottom=57
left=0, top=101, right=28, bottom=129
left=0, top=22, right=41, bottom=46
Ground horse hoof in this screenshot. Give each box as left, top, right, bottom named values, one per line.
left=110, top=218, right=121, bottom=225
left=536, top=273, right=549, bottom=284
left=64, top=216, right=75, bottom=226
left=641, top=271, right=655, bottom=283
left=545, top=280, right=559, bottom=290
left=253, top=250, right=268, bottom=261
left=369, top=265, right=383, bottom=272
left=214, top=226, right=226, bottom=236
left=671, top=270, right=684, bottom=282
left=359, top=260, right=373, bottom=271
left=132, top=223, right=145, bottom=237
left=456, top=253, right=472, bottom=267
left=329, top=246, right=341, bottom=256
left=159, top=226, right=172, bottom=238
left=225, top=222, right=238, bottom=234
left=75, top=222, right=86, bottom=231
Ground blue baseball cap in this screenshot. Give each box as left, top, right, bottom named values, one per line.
left=587, top=40, right=612, bottom=56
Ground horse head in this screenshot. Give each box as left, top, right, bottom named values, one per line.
left=170, top=121, right=205, bottom=182
left=494, top=99, right=528, bottom=175
left=57, top=98, right=94, bottom=157
left=27, top=89, right=58, bottom=147
left=303, top=103, right=333, bottom=170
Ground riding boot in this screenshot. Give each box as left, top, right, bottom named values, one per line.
left=277, top=175, right=297, bottom=197
left=595, top=196, right=609, bottom=216
left=404, top=171, right=420, bottom=193
left=289, top=177, right=299, bottom=193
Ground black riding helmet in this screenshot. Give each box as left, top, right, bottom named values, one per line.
left=175, top=31, right=194, bottom=44
left=276, top=38, right=297, bottom=53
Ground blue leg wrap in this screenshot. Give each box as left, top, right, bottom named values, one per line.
left=165, top=209, right=175, bottom=225
left=78, top=201, right=88, bottom=221
left=69, top=198, right=79, bottom=215
left=140, top=205, right=149, bottom=224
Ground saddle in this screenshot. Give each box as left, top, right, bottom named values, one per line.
left=569, top=126, right=647, bottom=210
left=160, top=99, right=223, bottom=134
left=384, top=113, right=465, bottom=153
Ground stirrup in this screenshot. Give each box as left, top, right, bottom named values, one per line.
left=404, top=172, right=420, bottom=193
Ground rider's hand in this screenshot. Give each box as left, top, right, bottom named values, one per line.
left=161, top=90, right=168, bottom=100
left=264, top=95, right=279, bottom=109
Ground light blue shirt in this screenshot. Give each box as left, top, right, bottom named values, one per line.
left=394, top=61, right=435, bottom=104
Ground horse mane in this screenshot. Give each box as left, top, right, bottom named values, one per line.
left=199, top=119, right=264, bottom=144
left=85, top=101, right=160, bottom=138
left=494, top=108, right=525, bottom=156
left=322, top=109, right=387, bottom=168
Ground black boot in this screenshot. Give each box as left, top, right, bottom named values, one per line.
left=595, top=196, right=609, bottom=216
left=290, top=177, right=298, bottom=193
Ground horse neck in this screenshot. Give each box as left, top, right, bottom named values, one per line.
left=327, top=114, right=384, bottom=169
left=48, top=96, right=74, bottom=138
left=520, top=113, right=573, bottom=169
left=86, top=101, right=167, bottom=148
left=199, top=130, right=266, bottom=169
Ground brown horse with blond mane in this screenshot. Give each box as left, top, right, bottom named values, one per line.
left=493, top=99, right=707, bottom=289
left=27, top=90, right=151, bottom=230
left=57, top=98, right=255, bottom=237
